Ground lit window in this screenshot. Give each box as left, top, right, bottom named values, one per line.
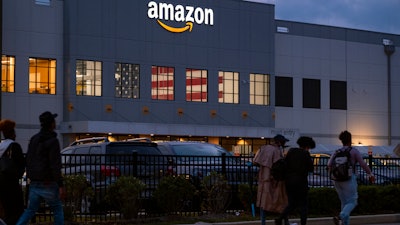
left=76, top=60, right=102, bottom=96
left=186, top=68, right=207, bottom=102
left=115, top=63, right=140, bottom=98
left=29, top=57, right=56, bottom=94
left=151, top=66, right=174, bottom=100
left=250, top=73, right=270, bottom=105
left=218, top=71, right=239, bottom=104
left=1, top=55, right=15, bottom=92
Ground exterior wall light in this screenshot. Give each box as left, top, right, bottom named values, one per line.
left=210, top=109, right=217, bottom=118
left=67, top=103, right=74, bottom=112
left=105, top=104, right=112, bottom=113
left=242, top=111, right=248, bottom=119
left=177, top=108, right=184, bottom=116
left=142, top=106, right=150, bottom=115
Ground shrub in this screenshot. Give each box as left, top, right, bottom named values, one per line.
left=153, top=175, right=197, bottom=214
left=104, top=176, right=146, bottom=220
left=200, top=172, right=231, bottom=214
left=63, top=174, right=94, bottom=220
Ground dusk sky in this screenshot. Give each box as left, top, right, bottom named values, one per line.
left=246, top=0, right=400, bottom=35
left=274, top=0, right=400, bottom=35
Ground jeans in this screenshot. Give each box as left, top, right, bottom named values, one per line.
left=334, top=175, right=358, bottom=225
left=16, top=182, right=64, bottom=225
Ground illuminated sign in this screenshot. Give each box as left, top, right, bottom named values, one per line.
left=147, top=1, right=214, bottom=33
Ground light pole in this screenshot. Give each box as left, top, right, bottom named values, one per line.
left=383, top=39, right=395, bottom=145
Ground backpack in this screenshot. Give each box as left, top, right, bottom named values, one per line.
left=271, top=158, right=287, bottom=181
left=329, top=147, right=353, bottom=181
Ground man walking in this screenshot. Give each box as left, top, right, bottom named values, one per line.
left=16, top=111, right=65, bottom=225
left=328, top=130, right=375, bottom=225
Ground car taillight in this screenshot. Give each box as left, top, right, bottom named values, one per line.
left=101, top=165, right=120, bottom=177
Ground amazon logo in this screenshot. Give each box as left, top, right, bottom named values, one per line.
left=148, top=1, right=214, bottom=33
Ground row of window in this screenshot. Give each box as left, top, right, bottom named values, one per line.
left=1, top=55, right=346, bottom=109
left=2, top=56, right=270, bottom=105
left=275, top=77, right=347, bottom=110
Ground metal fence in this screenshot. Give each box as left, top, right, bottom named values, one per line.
left=28, top=154, right=400, bottom=223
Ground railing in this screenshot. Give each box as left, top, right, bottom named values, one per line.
left=28, top=154, right=399, bottom=222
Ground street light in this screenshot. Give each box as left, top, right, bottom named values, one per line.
left=383, top=39, right=395, bottom=145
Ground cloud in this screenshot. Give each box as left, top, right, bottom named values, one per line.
left=275, top=0, right=400, bottom=34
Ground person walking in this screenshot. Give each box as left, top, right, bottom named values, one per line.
left=328, top=130, right=375, bottom=225
left=16, top=111, right=65, bottom=225
left=0, top=119, right=26, bottom=225
left=253, top=134, right=289, bottom=225
left=275, top=136, right=315, bottom=225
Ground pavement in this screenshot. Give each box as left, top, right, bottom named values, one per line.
left=181, top=214, right=400, bottom=225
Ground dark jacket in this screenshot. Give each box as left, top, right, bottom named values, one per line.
left=284, top=147, right=314, bottom=191
left=26, top=129, right=63, bottom=186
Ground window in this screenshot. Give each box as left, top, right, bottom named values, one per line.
left=186, top=68, right=207, bottom=102
left=1, top=55, right=15, bottom=92
left=303, top=78, right=320, bottom=108
left=218, top=71, right=239, bottom=104
left=29, top=57, right=56, bottom=94
left=330, top=80, right=347, bottom=110
left=250, top=73, right=270, bottom=105
left=151, top=66, right=174, bottom=100
left=76, top=60, right=102, bottom=96
left=115, top=63, right=140, bottom=98
left=275, top=76, right=293, bottom=107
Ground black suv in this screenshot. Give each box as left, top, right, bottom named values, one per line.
left=61, top=137, right=167, bottom=212
left=157, top=141, right=257, bottom=187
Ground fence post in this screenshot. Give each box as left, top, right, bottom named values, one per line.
left=368, top=146, right=373, bottom=171
left=132, top=151, right=138, bottom=177
left=221, top=153, right=226, bottom=176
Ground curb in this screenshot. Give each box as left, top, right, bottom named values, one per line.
left=184, top=214, right=400, bottom=225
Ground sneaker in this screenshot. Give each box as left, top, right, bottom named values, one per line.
left=333, top=216, right=343, bottom=225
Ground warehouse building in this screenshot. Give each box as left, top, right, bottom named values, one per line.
left=2, top=0, right=400, bottom=154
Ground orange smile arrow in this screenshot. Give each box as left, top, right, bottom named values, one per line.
left=157, top=20, right=193, bottom=33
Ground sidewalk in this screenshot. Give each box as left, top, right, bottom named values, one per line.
left=182, top=214, right=400, bottom=225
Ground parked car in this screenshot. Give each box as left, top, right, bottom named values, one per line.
left=309, top=153, right=394, bottom=187
left=309, top=153, right=333, bottom=187
left=61, top=137, right=167, bottom=212
left=157, top=141, right=257, bottom=187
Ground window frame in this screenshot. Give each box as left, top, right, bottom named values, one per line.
left=151, top=65, right=175, bottom=101
left=29, top=57, right=56, bottom=95
left=115, top=62, right=140, bottom=99
left=76, top=60, right=102, bottom=96
left=186, top=68, right=208, bottom=102
left=250, top=73, right=270, bottom=105
left=218, top=71, right=239, bottom=104
left=1, top=55, right=15, bottom=93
